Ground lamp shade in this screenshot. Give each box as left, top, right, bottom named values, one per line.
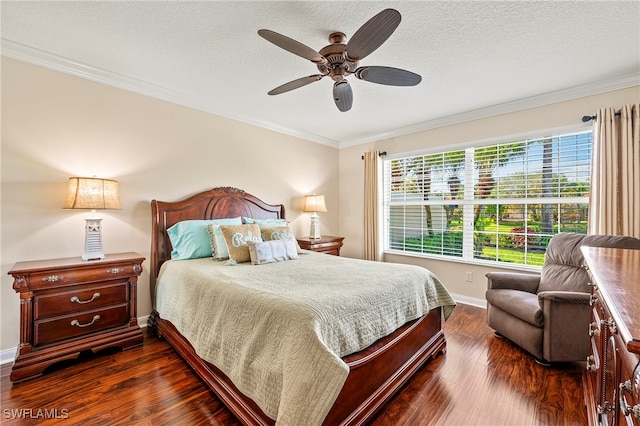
left=303, top=194, right=327, bottom=213
left=63, top=177, right=121, bottom=210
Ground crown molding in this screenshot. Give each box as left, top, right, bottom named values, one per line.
left=1, top=39, right=340, bottom=148
left=3, top=39, right=636, bottom=150
left=339, top=72, right=640, bottom=148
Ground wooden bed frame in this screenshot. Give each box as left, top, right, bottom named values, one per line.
left=148, top=187, right=447, bottom=425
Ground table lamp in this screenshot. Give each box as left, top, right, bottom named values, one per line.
left=303, top=194, right=327, bottom=239
left=63, top=177, right=121, bottom=260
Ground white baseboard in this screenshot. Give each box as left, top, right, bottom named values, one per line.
left=0, top=315, right=150, bottom=366
left=138, top=315, right=149, bottom=328
left=450, top=293, right=487, bottom=309
left=0, top=347, right=16, bottom=366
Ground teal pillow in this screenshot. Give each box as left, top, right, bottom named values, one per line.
left=167, top=217, right=242, bottom=260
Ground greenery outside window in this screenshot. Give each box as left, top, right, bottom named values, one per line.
left=383, top=130, right=592, bottom=267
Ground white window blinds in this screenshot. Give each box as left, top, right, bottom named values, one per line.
left=383, top=130, right=592, bottom=267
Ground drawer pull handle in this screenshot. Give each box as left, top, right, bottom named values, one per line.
left=71, top=315, right=100, bottom=328
left=602, top=318, right=617, bottom=334
left=70, top=292, right=101, bottom=304
left=586, top=355, right=598, bottom=371
left=106, top=268, right=124, bottom=274
left=619, top=381, right=640, bottom=421
left=42, top=275, right=63, bottom=282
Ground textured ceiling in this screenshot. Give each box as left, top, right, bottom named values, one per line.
left=2, top=1, right=639, bottom=147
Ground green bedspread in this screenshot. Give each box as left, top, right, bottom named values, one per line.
left=156, top=252, right=455, bottom=425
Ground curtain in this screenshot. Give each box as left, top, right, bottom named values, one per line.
left=363, top=151, right=382, bottom=261
left=588, top=103, right=640, bottom=238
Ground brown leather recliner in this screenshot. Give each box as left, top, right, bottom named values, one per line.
left=485, top=232, right=640, bottom=365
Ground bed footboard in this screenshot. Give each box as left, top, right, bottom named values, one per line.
left=152, top=307, right=445, bottom=426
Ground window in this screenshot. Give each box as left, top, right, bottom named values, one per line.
left=383, top=130, right=592, bottom=267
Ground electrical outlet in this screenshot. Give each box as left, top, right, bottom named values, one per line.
left=465, top=271, right=473, bottom=282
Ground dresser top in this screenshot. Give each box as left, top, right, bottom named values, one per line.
left=582, top=246, right=640, bottom=354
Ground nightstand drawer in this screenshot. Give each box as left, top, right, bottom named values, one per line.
left=297, top=236, right=344, bottom=256
left=312, top=246, right=341, bottom=255
left=30, top=264, right=135, bottom=288
left=35, top=282, right=128, bottom=319
left=34, top=304, right=129, bottom=346
left=310, top=242, right=337, bottom=250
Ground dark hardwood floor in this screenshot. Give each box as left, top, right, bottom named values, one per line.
left=1, top=304, right=587, bottom=425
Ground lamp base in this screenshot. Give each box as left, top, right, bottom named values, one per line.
left=82, top=218, right=105, bottom=261
left=309, top=213, right=321, bottom=240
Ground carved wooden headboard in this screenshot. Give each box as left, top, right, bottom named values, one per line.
left=150, top=187, right=285, bottom=303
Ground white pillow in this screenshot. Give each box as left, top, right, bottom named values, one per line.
left=248, top=239, right=299, bottom=265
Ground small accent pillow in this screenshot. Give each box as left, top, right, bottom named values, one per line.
left=260, top=226, right=302, bottom=253
left=248, top=239, right=299, bottom=265
left=167, top=217, right=242, bottom=260
left=219, top=224, right=262, bottom=263
left=207, top=219, right=253, bottom=260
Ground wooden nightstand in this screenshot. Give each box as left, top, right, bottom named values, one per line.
left=297, top=236, right=344, bottom=256
left=7, top=252, right=145, bottom=382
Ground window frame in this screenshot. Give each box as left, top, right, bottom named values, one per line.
left=382, top=125, right=592, bottom=270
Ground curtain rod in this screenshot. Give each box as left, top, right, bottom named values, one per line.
left=581, top=110, right=621, bottom=122
left=361, top=151, right=387, bottom=160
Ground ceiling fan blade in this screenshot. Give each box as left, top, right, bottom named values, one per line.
left=355, top=66, right=422, bottom=86
left=258, top=29, right=326, bottom=64
left=333, top=81, right=353, bottom=112
left=345, top=9, right=401, bottom=62
left=267, top=75, right=324, bottom=95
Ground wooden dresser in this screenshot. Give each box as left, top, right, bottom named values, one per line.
left=582, top=246, right=640, bottom=426
left=297, top=235, right=344, bottom=256
left=8, top=252, right=145, bottom=382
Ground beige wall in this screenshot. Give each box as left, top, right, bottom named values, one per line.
left=338, top=86, right=640, bottom=303
left=1, top=58, right=339, bottom=351
left=2, top=55, right=637, bottom=353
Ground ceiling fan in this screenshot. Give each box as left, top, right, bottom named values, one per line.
left=258, top=8, right=422, bottom=112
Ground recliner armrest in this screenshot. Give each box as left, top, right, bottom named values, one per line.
left=537, top=291, right=591, bottom=305
left=486, top=271, right=540, bottom=293
left=538, top=290, right=592, bottom=362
